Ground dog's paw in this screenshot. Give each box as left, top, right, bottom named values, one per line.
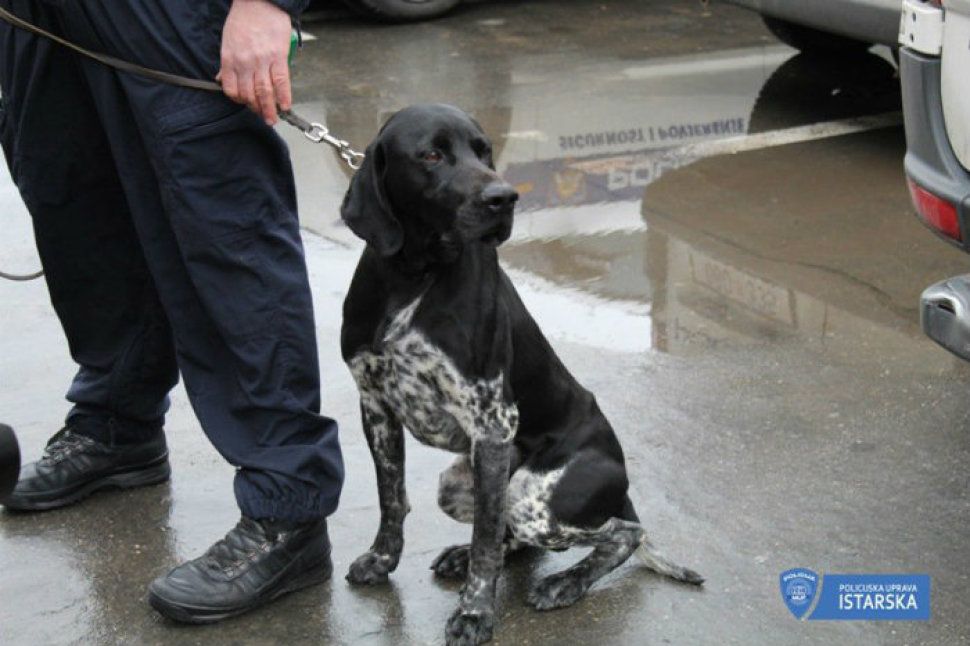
left=678, top=567, right=705, bottom=586
left=527, top=571, right=589, bottom=610
left=431, top=544, right=470, bottom=580
left=346, top=551, right=394, bottom=585
left=445, top=608, right=494, bottom=646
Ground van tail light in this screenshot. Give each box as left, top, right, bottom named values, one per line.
left=908, top=178, right=962, bottom=241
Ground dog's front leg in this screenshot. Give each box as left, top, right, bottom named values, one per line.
left=445, top=434, right=511, bottom=646
left=347, top=397, right=408, bottom=585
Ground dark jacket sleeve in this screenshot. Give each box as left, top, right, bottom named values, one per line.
left=268, top=0, right=311, bottom=18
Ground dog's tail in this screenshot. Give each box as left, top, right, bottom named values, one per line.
left=622, top=494, right=705, bottom=585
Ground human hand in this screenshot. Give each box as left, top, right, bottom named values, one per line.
left=217, top=0, right=293, bottom=125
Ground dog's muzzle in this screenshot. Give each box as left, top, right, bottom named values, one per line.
left=479, top=182, right=518, bottom=245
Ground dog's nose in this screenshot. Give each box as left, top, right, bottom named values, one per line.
left=481, top=183, right=518, bottom=213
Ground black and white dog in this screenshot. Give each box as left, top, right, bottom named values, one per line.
left=340, top=104, right=702, bottom=645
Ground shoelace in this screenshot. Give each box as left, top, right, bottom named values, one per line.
left=204, top=517, right=278, bottom=576
left=43, top=428, right=96, bottom=463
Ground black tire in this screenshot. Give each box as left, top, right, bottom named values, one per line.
left=341, top=0, right=460, bottom=22
left=748, top=52, right=900, bottom=134
left=762, top=15, right=870, bottom=56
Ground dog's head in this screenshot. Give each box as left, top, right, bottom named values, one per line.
left=340, top=104, right=518, bottom=260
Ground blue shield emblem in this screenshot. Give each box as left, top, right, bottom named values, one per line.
left=780, top=568, right=819, bottom=619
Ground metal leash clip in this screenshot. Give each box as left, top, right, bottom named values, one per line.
left=280, top=110, right=365, bottom=170
left=304, top=123, right=366, bottom=170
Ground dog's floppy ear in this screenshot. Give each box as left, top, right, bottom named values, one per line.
left=340, top=140, right=403, bottom=257
left=469, top=115, right=496, bottom=171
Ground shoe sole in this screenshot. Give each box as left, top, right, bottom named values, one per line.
left=147, top=550, right=333, bottom=624
left=2, top=457, right=171, bottom=512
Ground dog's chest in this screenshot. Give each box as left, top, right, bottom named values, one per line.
left=348, top=296, right=512, bottom=452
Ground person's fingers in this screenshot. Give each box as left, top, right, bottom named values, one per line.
left=270, top=58, right=292, bottom=113
left=254, top=66, right=277, bottom=125
left=219, top=67, right=243, bottom=104
left=219, top=0, right=292, bottom=120
left=236, top=68, right=257, bottom=114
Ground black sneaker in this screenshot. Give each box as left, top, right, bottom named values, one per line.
left=148, top=516, right=332, bottom=624
left=2, top=427, right=170, bottom=511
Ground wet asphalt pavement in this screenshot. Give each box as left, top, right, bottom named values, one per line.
left=3, top=1, right=970, bottom=644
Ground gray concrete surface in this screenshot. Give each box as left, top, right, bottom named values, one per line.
left=2, top=1, right=969, bottom=644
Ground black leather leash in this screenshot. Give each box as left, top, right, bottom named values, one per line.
left=0, top=5, right=364, bottom=167
left=0, top=5, right=224, bottom=91
left=0, top=5, right=364, bottom=281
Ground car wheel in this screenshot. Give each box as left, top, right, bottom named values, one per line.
left=762, top=16, right=870, bottom=55
left=748, top=52, right=900, bottom=133
left=341, top=0, right=460, bottom=22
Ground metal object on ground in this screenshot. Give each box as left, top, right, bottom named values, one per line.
left=921, top=274, right=970, bottom=360
left=0, top=424, right=21, bottom=504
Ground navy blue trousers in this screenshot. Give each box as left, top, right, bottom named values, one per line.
left=0, top=0, right=343, bottom=522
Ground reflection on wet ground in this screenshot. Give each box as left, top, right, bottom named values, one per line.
left=4, top=1, right=970, bottom=644
left=289, top=8, right=906, bottom=360
left=496, top=49, right=902, bottom=332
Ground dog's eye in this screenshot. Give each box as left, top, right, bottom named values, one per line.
left=421, top=149, right=443, bottom=164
